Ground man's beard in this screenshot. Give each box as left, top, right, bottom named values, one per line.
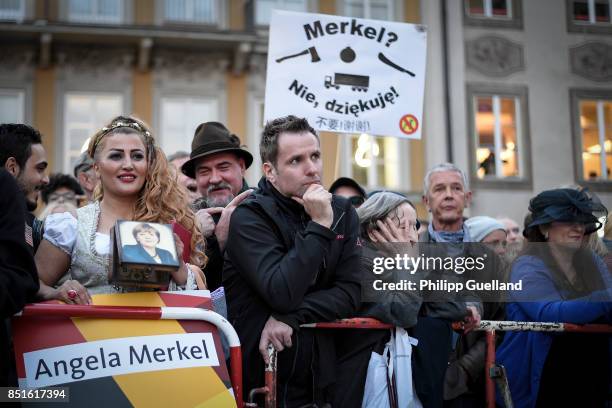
left=16, top=175, right=38, bottom=211
left=204, top=181, right=234, bottom=208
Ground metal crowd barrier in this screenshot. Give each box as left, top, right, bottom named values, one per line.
left=452, top=320, right=612, bottom=408
left=246, top=318, right=393, bottom=408
left=17, top=303, right=244, bottom=408
left=248, top=318, right=612, bottom=408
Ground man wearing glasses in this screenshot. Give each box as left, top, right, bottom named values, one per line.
left=41, top=174, right=84, bottom=208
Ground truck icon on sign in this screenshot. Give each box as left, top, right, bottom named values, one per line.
left=324, top=73, right=370, bottom=92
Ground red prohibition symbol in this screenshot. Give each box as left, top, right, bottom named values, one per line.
left=399, top=114, right=419, bottom=135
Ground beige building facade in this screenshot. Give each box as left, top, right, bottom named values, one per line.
left=1, top=0, right=610, bottom=222
left=0, top=0, right=424, bottom=208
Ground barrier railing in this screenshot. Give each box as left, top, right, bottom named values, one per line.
left=249, top=318, right=612, bottom=408
left=452, top=320, right=612, bottom=408
left=247, top=318, right=393, bottom=408
left=16, top=303, right=244, bottom=408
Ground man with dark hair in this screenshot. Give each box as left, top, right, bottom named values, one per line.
left=182, top=123, right=253, bottom=290
left=0, top=124, right=49, bottom=252
left=224, top=115, right=361, bottom=406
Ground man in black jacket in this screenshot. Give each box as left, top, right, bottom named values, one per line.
left=223, top=116, right=361, bottom=406
left=0, top=169, right=39, bottom=386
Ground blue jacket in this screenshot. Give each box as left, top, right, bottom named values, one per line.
left=496, top=254, right=612, bottom=408
left=122, top=244, right=177, bottom=265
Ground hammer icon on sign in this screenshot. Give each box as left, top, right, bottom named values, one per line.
left=276, top=47, right=321, bottom=63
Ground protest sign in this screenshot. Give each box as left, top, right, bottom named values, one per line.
left=265, top=10, right=427, bottom=139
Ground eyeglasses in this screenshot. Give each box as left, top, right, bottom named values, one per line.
left=348, top=196, right=365, bottom=207
left=48, top=192, right=77, bottom=202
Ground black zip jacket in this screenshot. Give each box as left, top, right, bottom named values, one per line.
left=0, top=169, right=39, bottom=386
left=223, top=177, right=361, bottom=404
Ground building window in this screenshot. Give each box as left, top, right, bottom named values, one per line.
left=467, top=0, right=512, bottom=18
left=474, top=96, right=520, bottom=179
left=339, top=133, right=410, bottom=191
left=567, top=0, right=612, bottom=33
left=164, top=0, right=218, bottom=24
left=467, top=84, right=531, bottom=188
left=68, top=0, right=123, bottom=24
left=255, top=0, right=307, bottom=26
left=0, top=0, right=25, bottom=21
left=340, top=0, right=394, bottom=20
left=159, top=96, right=219, bottom=156
left=571, top=90, right=612, bottom=188
left=579, top=100, right=611, bottom=180
left=0, top=89, right=25, bottom=123
left=63, top=92, right=123, bottom=173
left=571, top=0, right=611, bottom=23
left=463, top=0, right=522, bottom=29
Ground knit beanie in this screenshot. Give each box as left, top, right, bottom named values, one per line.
left=465, top=216, right=506, bottom=243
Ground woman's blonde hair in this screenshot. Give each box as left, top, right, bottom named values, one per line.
left=583, top=230, right=608, bottom=257
left=605, top=213, right=612, bottom=240
left=88, top=115, right=206, bottom=267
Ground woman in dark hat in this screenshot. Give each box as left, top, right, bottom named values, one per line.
left=497, top=188, right=612, bottom=408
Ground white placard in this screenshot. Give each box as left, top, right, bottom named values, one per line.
left=24, top=333, right=219, bottom=387
left=265, top=10, right=427, bottom=139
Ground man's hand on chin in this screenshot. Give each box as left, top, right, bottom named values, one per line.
left=292, top=184, right=333, bottom=229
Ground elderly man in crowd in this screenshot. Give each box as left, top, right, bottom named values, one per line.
left=496, top=216, right=523, bottom=261
left=181, top=122, right=253, bottom=290
left=0, top=124, right=49, bottom=253
left=416, top=162, right=485, bottom=407
left=168, top=151, right=200, bottom=203
left=73, top=152, right=97, bottom=204
left=223, top=116, right=361, bottom=406
left=496, top=216, right=522, bottom=244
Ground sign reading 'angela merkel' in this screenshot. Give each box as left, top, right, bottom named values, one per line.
left=265, top=10, right=427, bottom=139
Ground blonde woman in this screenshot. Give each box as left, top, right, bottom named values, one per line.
left=35, top=116, right=205, bottom=304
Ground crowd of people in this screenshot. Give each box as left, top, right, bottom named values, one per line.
left=1, top=116, right=611, bottom=407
